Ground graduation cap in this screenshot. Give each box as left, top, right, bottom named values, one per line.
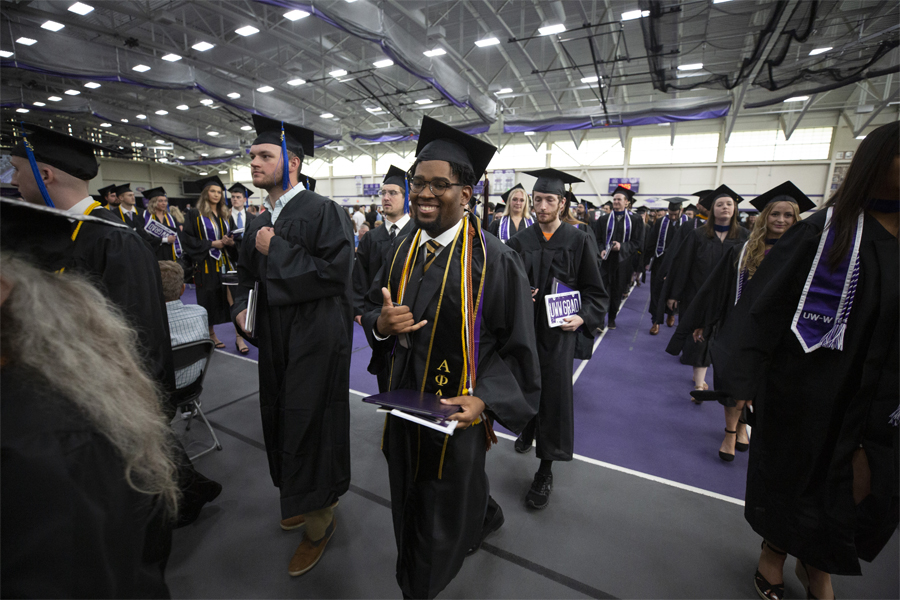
left=602, top=201, right=613, bottom=208
left=251, top=114, right=316, bottom=160
left=692, top=189, right=714, bottom=198
left=194, top=175, right=226, bottom=191
left=114, top=183, right=132, bottom=196
left=143, top=186, right=167, bottom=200
left=298, top=174, right=316, bottom=192
left=228, top=182, right=253, bottom=198
left=9, top=123, right=105, bottom=181
left=699, top=184, right=740, bottom=211
left=498, top=183, right=526, bottom=205
left=666, top=197, right=689, bottom=210
left=749, top=181, right=815, bottom=214
left=382, top=165, right=407, bottom=189
left=684, top=203, right=698, bottom=213
left=635, top=206, right=648, bottom=214
left=1, top=197, right=126, bottom=271
left=611, top=185, right=636, bottom=201
left=524, top=169, right=584, bottom=197
left=414, top=115, right=497, bottom=182
left=97, top=184, right=117, bottom=197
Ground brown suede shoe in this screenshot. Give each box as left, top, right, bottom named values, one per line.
left=649, top=323, right=660, bottom=335
left=280, top=499, right=340, bottom=531
left=666, top=315, right=676, bottom=327
left=288, top=516, right=336, bottom=576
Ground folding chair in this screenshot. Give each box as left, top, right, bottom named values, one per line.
left=170, top=339, right=222, bottom=460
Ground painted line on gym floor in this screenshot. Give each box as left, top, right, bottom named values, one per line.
left=492, top=430, right=744, bottom=507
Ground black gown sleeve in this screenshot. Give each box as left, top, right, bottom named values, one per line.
left=575, top=231, right=609, bottom=332
left=180, top=209, right=215, bottom=263
left=353, top=231, right=377, bottom=317
left=665, top=230, right=700, bottom=304
left=487, top=216, right=500, bottom=238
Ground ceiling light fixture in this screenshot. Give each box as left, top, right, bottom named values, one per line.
left=120, top=118, right=129, bottom=122
left=227, top=92, right=241, bottom=98
left=176, top=104, right=189, bottom=110
left=155, top=139, right=166, bottom=144
left=257, top=85, right=274, bottom=93
left=621, top=10, right=649, bottom=21
left=809, top=47, right=832, bottom=56
left=192, top=41, right=214, bottom=52
left=320, top=112, right=334, bottom=119
left=373, top=59, right=394, bottom=68
left=538, top=24, right=566, bottom=36
left=496, top=88, right=513, bottom=94
left=136, top=114, right=147, bottom=119
left=581, top=76, right=599, bottom=83
left=423, top=48, right=446, bottom=57
left=524, top=131, right=535, bottom=136
left=218, top=170, right=228, bottom=174
left=48, top=96, right=62, bottom=101
left=241, top=125, right=253, bottom=131
left=415, top=98, right=433, bottom=105
left=155, top=109, right=168, bottom=115
left=200, top=98, right=214, bottom=105
left=162, top=53, right=182, bottom=62
left=133, top=142, right=144, bottom=147
left=200, top=153, right=209, bottom=157
left=329, top=69, right=348, bottom=78
left=287, top=78, right=305, bottom=86
left=225, top=150, right=233, bottom=154
left=16, top=37, right=37, bottom=46
left=68, top=2, right=94, bottom=15
left=677, top=63, right=703, bottom=71
left=41, top=20, right=65, bottom=32
left=178, top=156, right=185, bottom=159
left=84, top=81, right=101, bottom=88
left=132, top=64, right=151, bottom=72
left=16, top=108, right=29, bottom=113
left=284, top=9, right=310, bottom=20
left=199, top=171, right=208, bottom=175
left=64, top=89, right=81, bottom=95
left=0, top=50, right=13, bottom=58
left=784, top=96, right=809, bottom=103
left=208, top=132, right=219, bottom=136
left=475, top=37, right=500, bottom=47
left=33, top=101, right=45, bottom=107
left=100, top=123, right=112, bottom=127
left=235, top=25, right=259, bottom=36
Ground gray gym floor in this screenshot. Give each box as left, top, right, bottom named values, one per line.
left=167, top=351, right=899, bottom=599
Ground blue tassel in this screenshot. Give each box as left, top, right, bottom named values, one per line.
left=404, top=177, right=410, bottom=214
left=21, top=127, right=54, bottom=208
left=280, top=122, right=289, bottom=191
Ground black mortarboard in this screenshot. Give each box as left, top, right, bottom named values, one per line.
left=9, top=123, right=105, bottom=181
left=524, top=169, right=584, bottom=197
left=699, top=184, right=740, bottom=211
left=692, top=189, right=714, bottom=198
left=194, top=175, right=226, bottom=191
left=684, top=203, right=698, bottom=213
left=749, top=181, right=815, bottom=213
left=143, top=186, right=167, bottom=200
left=298, top=174, right=317, bottom=192
left=114, top=183, right=132, bottom=195
left=611, top=185, right=636, bottom=201
left=414, top=116, right=497, bottom=181
left=1, top=197, right=126, bottom=271
left=97, top=184, right=117, bottom=197
left=499, top=183, right=525, bottom=204
left=228, top=182, right=253, bottom=198
left=251, top=114, right=316, bottom=160
left=602, top=201, right=613, bottom=208
left=635, top=206, right=648, bottom=214
left=382, top=165, right=406, bottom=189
left=666, top=197, right=688, bottom=210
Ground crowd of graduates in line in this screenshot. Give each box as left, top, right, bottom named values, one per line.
left=0, top=116, right=896, bottom=600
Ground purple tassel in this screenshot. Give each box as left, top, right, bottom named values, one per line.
left=889, top=406, right=900, bottom=427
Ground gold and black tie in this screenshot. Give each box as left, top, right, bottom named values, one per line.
left=423, top=239, right=441, bottom=273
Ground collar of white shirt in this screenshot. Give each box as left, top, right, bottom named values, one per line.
left=418, top=218, right=462, bottom=250
left=68, top=196, right=97, bottom=215
left=268, top=185, right=304, bottom=224
left=385, top=213, right=410, bottom=232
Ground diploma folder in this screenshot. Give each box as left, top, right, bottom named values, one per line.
left=362, top=389, right=460, bottom=435
left=544, top=278, right=581, bottom=328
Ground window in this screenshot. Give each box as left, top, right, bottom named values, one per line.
left=551, top=138, right=624, bottom=168
left=487, top=143, right=546, bottom=170
left=331, top=155, right=372, bottom=177
left=724, top=127, right=832, bottom=162
left=630, top=133, right=719, bottom=164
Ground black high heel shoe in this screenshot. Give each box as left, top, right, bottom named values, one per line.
left=736, top=417, right=750, bottom=452
left=719, top=429, right=736, bottom=462
left=755, top=540, right=786, bottom=600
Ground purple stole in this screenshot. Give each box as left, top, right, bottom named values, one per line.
left=791, top=207, right=862, bottom=353
left=145, top=212, right=183, bottom=259
left=603, top=211, right=632, bottom=259
left=498, top=215, right=533, bottom=243
left=655, top=214, right=688, bottom=257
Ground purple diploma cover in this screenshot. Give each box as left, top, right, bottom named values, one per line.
left=362, top=389, right=462, bottom=420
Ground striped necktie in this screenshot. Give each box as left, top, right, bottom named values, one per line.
left=423, top=239, right=441, bottom=273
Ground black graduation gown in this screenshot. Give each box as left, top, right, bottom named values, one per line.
left=573, top=221, right=601, bottom=359
left=593, top=211, right=644, bottom=319
left=111, top=205, right=159, bottom=249
left=663, top=226, right=749, bottom=366
left=362, top=221, right=541, bottom=599
left=1, top=366, right=171, bottom=599
left=352, top=217, right=414, bottom=317
left=68, top=208, right=176, bottom=395
left=507, top=223, right=608, bottom=461
left=230, top=190, right=355, bottom=518
left=143, top=212, right=184, bottom=262
left=717, top=210, right=899, bottom=575
left=644, top=216, right=686, bottom=323
left=181, top=209, right=237, bottom=326
left=487, top=214, right=531, bottom=242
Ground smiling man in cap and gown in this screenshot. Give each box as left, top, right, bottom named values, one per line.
left=231, top=114, right=354, bottom=577
left=362, top=115, right=541, bottom=599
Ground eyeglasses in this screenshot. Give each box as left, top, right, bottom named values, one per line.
left=408, top=176, right=465, bottom=197
left=379, top=189, right=402, bottom=197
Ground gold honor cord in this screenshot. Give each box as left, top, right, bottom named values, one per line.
left=196, top=215, right=233, bottom=274
left=57, top=201, right=102, bottom=274
left=153, top=213, right=178, bottom=260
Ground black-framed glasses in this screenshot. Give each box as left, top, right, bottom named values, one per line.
left=379, top=189, right=402, bottom=197
left=408, top=176, right=465, bottom=197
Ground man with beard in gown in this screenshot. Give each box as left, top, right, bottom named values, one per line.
left=593, top=185, right=643, bottom=329
left=507, top=169, right=608, bottom=509
left=362, top=116, right=541, bottom=599
left=232, top=114, right=354, bottom=577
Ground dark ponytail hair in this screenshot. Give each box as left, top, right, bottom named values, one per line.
left=825, top=121, right=899, bottom=270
